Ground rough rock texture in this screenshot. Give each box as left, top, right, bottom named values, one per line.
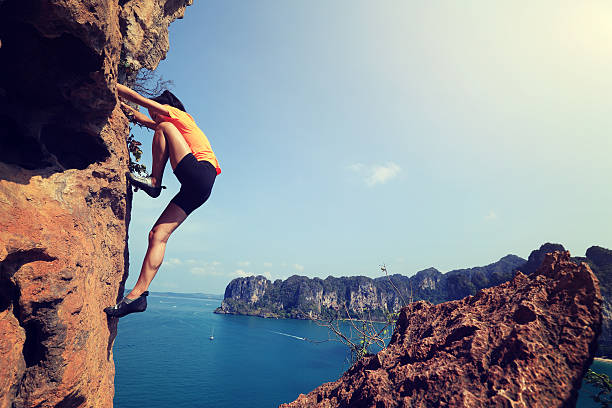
left=0, top=0, right=191, bottom=407
left=281, top=252, right=602, bottom=408
left=119, top=0, right=194, bottom=78
left=223, top=275, right=270, bottom=304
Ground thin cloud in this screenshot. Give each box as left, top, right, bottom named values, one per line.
left=165, top=258, right=183, bottom=267
left=234, top=269, right=250, bottom=278
left=263, top=262, right=273, bottom=267
left=293, top=263, right=305, bottom=272
left=174, top=259, right=220, bottom=270
left=233, top=269, right=272, bottom=279
left=347, top=163, right=364, bottom=172
left=237, top=261, right=251, bottom=267
left=190, top=266, right=220, bottom=276
left=484, top=210, right=498, bottom=221
left=347, top=162, right=401, bottom=187
left=189, top=261, right=223, bottom=276
left=365, top=162, right=401, bottom=186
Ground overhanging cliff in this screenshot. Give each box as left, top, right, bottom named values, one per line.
left=0, top=0, right=192, bottom=407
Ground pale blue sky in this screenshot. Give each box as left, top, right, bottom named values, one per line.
left=125, top=1, right=612, bottom=294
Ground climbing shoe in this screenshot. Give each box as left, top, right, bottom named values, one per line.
left=127, top=173, right=165, bottom=198
left=104, top=291, right=149, bottom=318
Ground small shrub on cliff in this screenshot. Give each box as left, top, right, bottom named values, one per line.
left=309, top=305, right=394, bottom=365
left=132, top=68, right=174, bottom=98
left=585, top=369, right=612, bottom=407
left=119, top=64, right=175, bottom=176
left=126, top=133, right=147, bottom=175
left=309, top=264, right=407, bottom=366
left=118, top=59, right=173, bottom=97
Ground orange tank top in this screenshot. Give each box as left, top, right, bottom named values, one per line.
left=160, top=105, right=221, bottom=175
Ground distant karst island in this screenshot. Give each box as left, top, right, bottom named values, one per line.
left=215, top=243, right=612, bottom=356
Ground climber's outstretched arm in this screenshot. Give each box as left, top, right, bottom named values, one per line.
left=117, top=83, right=170, bottom=117
left=120, top=101, right=157, bottom=129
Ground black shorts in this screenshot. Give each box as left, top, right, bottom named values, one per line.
left=170, top=153, right=217, bottom=215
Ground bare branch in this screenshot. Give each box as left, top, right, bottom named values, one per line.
left=381, top=263, right=407, bottom=306
left=295, top=263, right=412, bottom=366
left=131, top=68, right=174, bottom=98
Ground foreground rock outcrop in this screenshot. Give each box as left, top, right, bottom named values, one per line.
left=282, top=252, right=602, bottom=408
left=0, top=0, right=191, bottom=407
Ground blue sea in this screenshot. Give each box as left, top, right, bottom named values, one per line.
left=113, top=293, right=611, bottom=407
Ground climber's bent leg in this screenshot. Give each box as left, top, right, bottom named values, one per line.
left=150, top=124, right=170, bottom=187
left=126, top=202, right=188, bottom=300
left=150, top=121, right=190, bottom=186
left=127, top=122, right=191, bottom=198
left=155, top=121, right=191, bottom=175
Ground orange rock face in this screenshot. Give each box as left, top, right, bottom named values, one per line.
left=282, top=252, right=602, bottom=408
left=0, top=111, right=131, bottom=408
left=0, top=0, right=191, bottom=406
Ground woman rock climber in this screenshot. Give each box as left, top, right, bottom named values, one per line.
left=104, top=83, right=220, bottom=318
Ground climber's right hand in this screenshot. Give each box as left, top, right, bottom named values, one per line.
left=117, top=83, right=170, bottom=119
left=119, top=100, right=157, bottom=130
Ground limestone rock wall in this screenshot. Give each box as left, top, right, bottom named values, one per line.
left=281, top=252, right=602, bottom=408
left=223, top=275, right=270, bottom=304
left=120, top=0, right=194, bottom=79
left=0, top=0, right=191, bottom=407
left=215, top=255, right=526, bottom=320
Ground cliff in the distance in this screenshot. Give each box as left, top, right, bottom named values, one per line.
left=215, top=253, right=528, bottom=320
left=0, top=1, right=191, bottom=407
left=574, top=246, right=612, bottom=356
left=281, top=252, right=602, bottom=407
left=216, top=244, right=612, bottom=355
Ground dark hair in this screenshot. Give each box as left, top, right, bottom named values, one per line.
left=152, top=90, right=186, bottom=112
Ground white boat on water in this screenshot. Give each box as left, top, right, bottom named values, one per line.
left=209, top=328, right=214, bottom=341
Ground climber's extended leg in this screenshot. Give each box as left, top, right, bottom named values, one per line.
left=104, top=202, right=187, bottom=318
left=128, top=121, right=191, bottom=198
left=128, top=202, right=187, bottom=298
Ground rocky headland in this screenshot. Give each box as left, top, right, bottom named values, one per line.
left=216, top=243, right=612, bottom=356
left=0, top=0, right=191, bottom=406
left=281, top=251, right=603, bottom=407
left=215, top=254, right=526, bottom=320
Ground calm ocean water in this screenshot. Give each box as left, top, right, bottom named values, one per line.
left=113, top=294, right=611, bottom=407
left=113, top=294, right=349, bottom=407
